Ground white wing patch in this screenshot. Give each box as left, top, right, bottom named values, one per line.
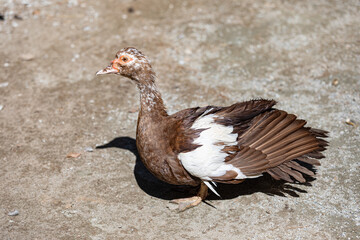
left=204, top=181, right=220, bottom=197
left=178, top=113, right=248, bottom=196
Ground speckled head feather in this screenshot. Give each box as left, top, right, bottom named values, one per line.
left=97, top=47, right=155, bottom=83
left=116, top=47, right=147, bottom=60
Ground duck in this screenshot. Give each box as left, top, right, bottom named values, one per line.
left=96, top=47, right=328, bottom=211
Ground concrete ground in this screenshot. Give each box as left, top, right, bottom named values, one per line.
left=0, top=0, right=359, bottom=239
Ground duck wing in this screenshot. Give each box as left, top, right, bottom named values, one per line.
left=174, top=99, right=328, bottom=192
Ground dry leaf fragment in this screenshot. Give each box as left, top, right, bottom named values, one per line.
left=32, top=9, right=41, bottom=15
left=345, top=118, right=357, bottom=127
left=128, top=107, right=138, bottom=113
left=66, top=152, right=81, bottom=158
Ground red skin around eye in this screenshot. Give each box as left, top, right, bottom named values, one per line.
left=112, top=55, right=134, bottom=70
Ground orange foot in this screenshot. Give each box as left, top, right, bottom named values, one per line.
left=169, top=182, right=209, bottom=212
left=170, top=196, right=203, bottom=211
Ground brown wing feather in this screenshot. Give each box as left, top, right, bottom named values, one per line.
left=214, top=107, right=328, bottom=183
left=171, top=99, right=327, bottom=183
left=284, top=161, right=315, bottom=176
left=213, top=99, right=277, bottom=126
left=172, top=99, right=276, bottom=154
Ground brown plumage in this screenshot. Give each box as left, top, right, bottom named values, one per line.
left=96, top=47, right=328, bottom=211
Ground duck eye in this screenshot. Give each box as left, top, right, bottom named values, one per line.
left=118, top=55, right=133, bottom=64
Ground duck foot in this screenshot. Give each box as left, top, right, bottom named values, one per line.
left=169, top=182, right=209, bottom=212
left=170, top=196, right=202, bottom=211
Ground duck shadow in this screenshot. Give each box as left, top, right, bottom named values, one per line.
left=96, top=136, right=315, bottom=201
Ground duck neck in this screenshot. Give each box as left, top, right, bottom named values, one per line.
left=137, top=80, right=168, bottom=117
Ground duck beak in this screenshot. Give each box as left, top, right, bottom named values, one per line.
left=96, top=64, right=119, bottom=75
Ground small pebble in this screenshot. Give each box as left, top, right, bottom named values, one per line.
left=185, top=48, right=192, bottom=55
left=14, top=14, right=22, bottom=20
left=64, top=203, right=73, bottom=209
left=0, top=82, right=9, bottom=88
left=332, top=79, right=339, bottom=86
left=85, top=147, right=94, bottom=152
left=0, top=105, right=3, bottom=111
left=128, top=7, right=134, bottom=13
left=8, top=210, right=19, bottom=216
left=20, top=53, right=35, bottom=61
left=0, top=14, right=4, bottom=21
